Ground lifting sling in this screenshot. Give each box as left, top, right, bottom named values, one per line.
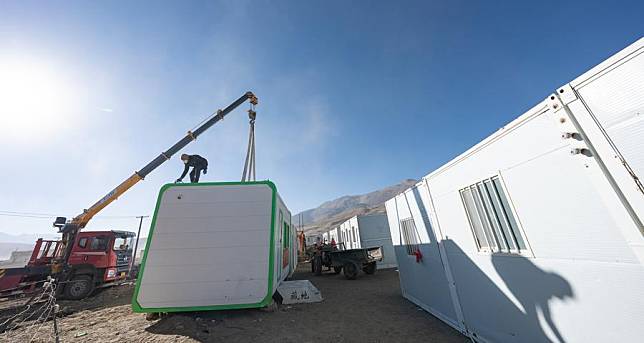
left=241, top=102, right=257, bottom=182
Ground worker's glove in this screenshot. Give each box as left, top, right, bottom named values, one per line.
left=175, top=179, right=182, bottom=183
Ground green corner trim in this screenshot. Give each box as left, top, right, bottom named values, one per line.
left=131, top=180, right=278, bottom=313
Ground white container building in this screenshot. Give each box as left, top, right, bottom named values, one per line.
left=133, top=181, right=296, bottom=313
left=321, top=231, right=329, bottom=244
left=304, top=233, right=322, bottom=247
left=338, top=216, right=360, bottom=250
left=326, top=227, right=340, bottom=245
left=386, top=38, right=644, bottom=342
left=337, top=214, right=398, bottom=269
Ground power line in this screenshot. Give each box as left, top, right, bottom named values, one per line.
left=0, top=213, right=52, bottom=219
left=0, top=210, right=149, bottom=220
left=0, top=211, right=59, bottom=216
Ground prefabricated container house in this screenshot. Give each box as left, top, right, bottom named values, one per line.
left=132, top=181, right=297, bottom=313
left=338, top=214, right=398, bottom=269
left=338, top=217, right=360, bottom=250
left=386, top=38, right=644, bottom=342
left=304, top=233, right=322, bottom=247
left=327, top=227, right=341, bottom=245
left=321, top=231, right=330, bottom=244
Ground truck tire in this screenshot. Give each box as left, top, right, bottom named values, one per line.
left=343, top=261, right=359, bottom=280
left=64, top=275, right=94, bottom=300
left=363, top=262, right=377, bottom=275
left=333, top=266, right=342, bottom=274
left=313, top=256, right=323, bottom=275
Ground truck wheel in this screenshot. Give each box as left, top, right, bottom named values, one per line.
left=363, top=262, right=377, bottom=275
left=313, top=256, right=323, bottom=275
left=64, top=275, right=94, bottom=300
left=343, top=262, right=359, bottom=280
left=333, top=266, right=342, bottom=274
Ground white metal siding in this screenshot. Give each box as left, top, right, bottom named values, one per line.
left=336, top=214, right=398, bottom=268
left=575, top=50, right=644, bottom=188
left=356, top=214, right=398, bottom=268
left=137, top=184, right=273, bottom=309
left=385, top=186, right=463, bottom=332
left=424, top=102, right=643, bottom=342
left=388, top=38, right=644, bottom=342
left=276, top=195, right=292, bottom=284
left=338, top=217, right=361, bottom=250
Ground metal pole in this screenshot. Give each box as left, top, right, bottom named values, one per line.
left=52, top=303, right=60, bottom=343
left=128, top=215, right=149, bottom=278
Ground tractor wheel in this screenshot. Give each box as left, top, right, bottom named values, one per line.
left=363, top=262, right=377, bottom=275
left=343, top=261, right=359, bottom=280
left=64, top=275, right=94, bottom=300
left=333, top=266, right=342, bottom=274
left=313, top=256, right=323, bottom=275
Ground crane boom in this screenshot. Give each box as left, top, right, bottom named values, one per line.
left=52, top=91, right=258, bottom=274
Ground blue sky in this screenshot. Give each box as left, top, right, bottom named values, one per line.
left=0, top=0, right=642, bottom=237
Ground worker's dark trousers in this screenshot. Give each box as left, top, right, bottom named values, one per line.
left=189, top=167, right=203, bottom=182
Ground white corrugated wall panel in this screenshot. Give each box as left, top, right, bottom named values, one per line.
left=576, top=50, right=644, bottom=185
left=137, top=184, right=272, bottom=309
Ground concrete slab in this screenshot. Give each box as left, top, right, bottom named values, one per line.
left=276, top=280, right=323, bottom=304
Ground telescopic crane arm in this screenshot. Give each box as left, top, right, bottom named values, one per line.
left=52, top=91, right=258, bottom=271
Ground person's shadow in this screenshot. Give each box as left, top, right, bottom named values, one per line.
left=441, top=239, right=574, bottom=342
left=492, top=254, right=573, bottom=343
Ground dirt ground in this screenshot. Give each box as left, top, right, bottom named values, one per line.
left=0, top=265, right=467, bottom=342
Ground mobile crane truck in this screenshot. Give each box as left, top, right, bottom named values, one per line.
left=0, top=92, right=258, bottom=300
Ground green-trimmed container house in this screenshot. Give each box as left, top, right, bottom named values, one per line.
left=132, top=181, right=296, bottom=313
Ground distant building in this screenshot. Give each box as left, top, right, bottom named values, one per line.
left=304, top=233, right=322, bottom=247
left=331, top=214, right=398, bottom=269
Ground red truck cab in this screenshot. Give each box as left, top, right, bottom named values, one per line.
left=64, top=230, right=136, bottom=299
left=0, top=230, right=135, bottom=299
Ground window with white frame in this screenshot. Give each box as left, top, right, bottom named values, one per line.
left=460, top=176, right=527, bottom=254
left=399, top=217, right=420, bottom=255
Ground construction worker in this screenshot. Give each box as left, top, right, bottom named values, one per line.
left=176, top=154, right=208, bottom=183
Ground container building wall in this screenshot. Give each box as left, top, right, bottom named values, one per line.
left=338, top=217, right=361, bottom=250
left=387, top=38, right=644, bottom=342
left=327, top=227, right=341, bottom=245
left=356, top=214, right=398, bottom=269
left=333, top=214, right=398, bottom=268
left=305, top=234, right=322, bottom=246
left=275, top=192, right=295, bottom=280
left=133, top=181, right=294, bottom=313
left=386, top=187, right=463, bottom=331
left=321, top=232, right=329, bottom=244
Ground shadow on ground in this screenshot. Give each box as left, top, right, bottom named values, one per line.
left=144, top=265, right=467, bottom=343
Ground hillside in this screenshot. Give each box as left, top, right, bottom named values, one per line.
left=0, top=232, right=60, bottom=260
left=0, top=242, right=35, bottom=260
left=295, top=179, right=416, bottom=233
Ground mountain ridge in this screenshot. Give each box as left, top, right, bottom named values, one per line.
left=295, top=179, right=416, bottom=233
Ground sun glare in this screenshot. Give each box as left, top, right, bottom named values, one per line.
left=0, top=58, right=75, bottom=142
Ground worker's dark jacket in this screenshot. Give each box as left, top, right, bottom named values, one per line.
left=180, top=155, right=208, bottom=180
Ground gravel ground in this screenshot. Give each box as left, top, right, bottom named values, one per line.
left=0, top=265, right=467, bottom=342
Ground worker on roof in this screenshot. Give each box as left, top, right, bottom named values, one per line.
left=176, top=154, right=208, bottom=183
